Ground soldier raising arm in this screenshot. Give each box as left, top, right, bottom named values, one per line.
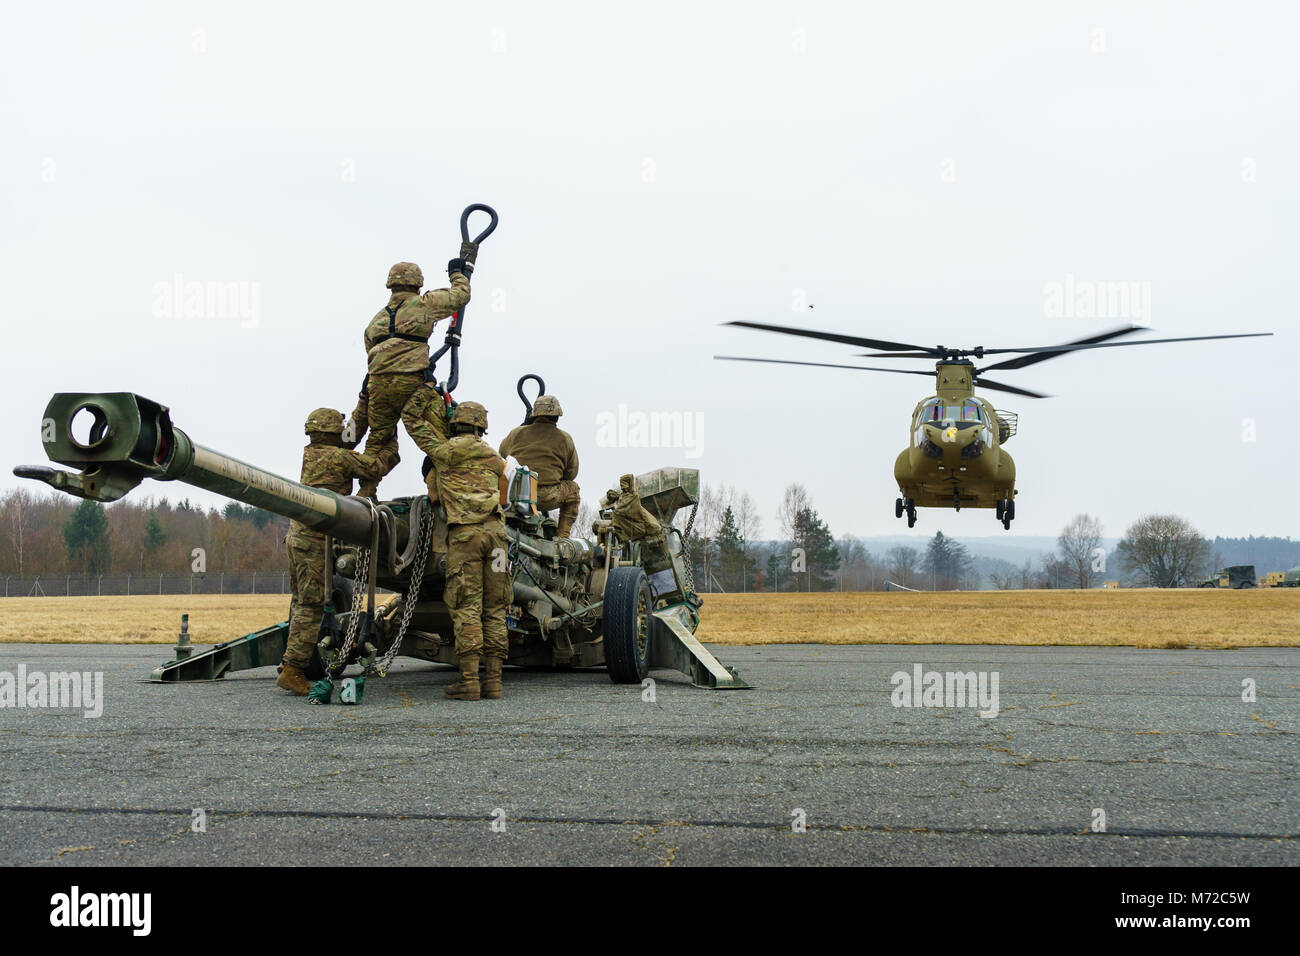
left=357, top=252, right=475, bottom=498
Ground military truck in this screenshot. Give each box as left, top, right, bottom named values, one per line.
left=1197, top=565, right=1257, bottom=589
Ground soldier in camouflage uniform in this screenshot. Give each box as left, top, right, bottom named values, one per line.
left=498, top=394, right=581, bottom=538
left=278, top=407, right=394, bottom=696
left=606, top=473, right=665, bottom=543
left=427, top=401, right=510, bottom=701
left=357, top=248, right=476, bottom=498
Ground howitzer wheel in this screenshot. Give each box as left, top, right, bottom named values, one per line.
left=603, top=566, right=652, bottom=683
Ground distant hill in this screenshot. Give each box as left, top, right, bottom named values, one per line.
left=842, top=535, right=1121, bottom=566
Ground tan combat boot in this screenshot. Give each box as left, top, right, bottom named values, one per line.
left=481, top=657, right=504, bottom=699
left=276, top=663, right=313, bottom=696
left=356, top=480, right=379, bottom=501
left=445, top=654, right=481, bottom=700
left=556, top=514, right=575, bottom=539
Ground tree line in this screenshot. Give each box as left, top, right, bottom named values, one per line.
left=5, top=481, right=1294, bottom=590
left=0, top=488, right=289, bottom=578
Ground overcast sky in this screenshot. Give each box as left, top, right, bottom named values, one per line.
left=2, top=1, right=1296, bottom=544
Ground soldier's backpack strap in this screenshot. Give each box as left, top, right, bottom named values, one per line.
left=374, top=304, right=428, bottom=345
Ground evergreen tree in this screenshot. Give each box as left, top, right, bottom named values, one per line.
left=792, top=507, right=839, bottom=590
left=923, top=531, right=972, bottom=589
left=63, top=499, right=111, bottom=574
left=144, top=511, right=166, bottom=552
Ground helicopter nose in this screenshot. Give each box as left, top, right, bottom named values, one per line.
left=926, top=422, right=977, bottom=447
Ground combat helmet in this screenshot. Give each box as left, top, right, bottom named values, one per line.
left=386, top=261, right=424, bottom=289
left=450, top=401, right=489, bottom=431
left=531, top=394, right=563, bottom=417
left=304, top=408, right=345, bottom=435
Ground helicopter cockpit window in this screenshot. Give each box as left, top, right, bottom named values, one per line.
left=918, top=400, right=985, bottom=425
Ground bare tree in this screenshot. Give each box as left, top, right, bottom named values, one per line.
left=1058, top=513, right=1104, bottom=589
left=733, top=490, right=762, bottom=593
left=886, top=545, right=920, bottom=588
left=1115, top=514, right=1211, bottom=588
left=988, top=568, right=1017, bottom=590
left=573, top=501, right=595, bottom=541
left=3, top=488, right=34, bottom=576
left=776, top=483, right=811, bottom=546
left=687, top=483, right=727, bottom=592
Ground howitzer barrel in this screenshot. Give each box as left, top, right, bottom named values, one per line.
left=15, top=393, right=376, bottom=545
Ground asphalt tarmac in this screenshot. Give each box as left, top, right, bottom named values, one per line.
left=1, top=643, right=1295, bottom=865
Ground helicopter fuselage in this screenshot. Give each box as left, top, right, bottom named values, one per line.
left=893, top=361, right=1017, bottom=513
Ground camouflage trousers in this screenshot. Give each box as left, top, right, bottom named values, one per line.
left=284, top=527, right=327, bottom=668
left=361, top=372, right=449, bottom=491
left=537, top=479, right=580, bottom=537
left=444, top=520, right=510, bottom=660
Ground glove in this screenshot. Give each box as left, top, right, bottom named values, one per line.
left=447, top=257, right=467, bottom=277
left=459, top=240, right=479, bottom=265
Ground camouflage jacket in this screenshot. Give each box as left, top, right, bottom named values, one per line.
left=429, top=435, right=505, bottom=527
left=364, top=274, right=471, bottom=375
left=291, top=440, right=387, bottom=535
left=498, top=421, right=578, bottom=486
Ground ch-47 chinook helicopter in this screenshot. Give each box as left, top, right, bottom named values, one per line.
left=716, top=321, right=1272, bottom=530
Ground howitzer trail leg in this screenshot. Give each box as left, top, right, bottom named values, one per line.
left=649, top=606, right=750, bottom=689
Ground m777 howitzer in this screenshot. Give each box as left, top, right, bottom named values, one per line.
left=15, top=392, right=749, bottom=690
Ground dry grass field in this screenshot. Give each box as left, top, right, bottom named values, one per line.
left=0, top=589, right=1295, bottom=649
left=697, top=589, right=1300, bottom=648
left=0, top=594, right=290, bottom=645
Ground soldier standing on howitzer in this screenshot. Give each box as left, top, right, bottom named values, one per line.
left=498, top=394, right=581, bottom=538
left=277, top=406, right=395, bottom=696
left=427, top=401, right=510, bottom=701
left=357, top=241, right=477, bottom=499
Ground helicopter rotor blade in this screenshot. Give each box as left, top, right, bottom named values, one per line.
left=978, top=331, right=1272, bottom=364
left=723, top=321, right=941, bottom=355
left=859, top=351, right=938, bottom=359
left=970, top=376, right=1052, bottom=399
left=973, top=325, right=1145, bottom=372
left=714, top=355, right=938, bottom=377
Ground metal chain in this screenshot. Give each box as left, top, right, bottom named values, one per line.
left=329, top=544, right=371, bottom=676
left=680, top=502, right=699, bottom=593
left=373, top=501, right=433, bottom=677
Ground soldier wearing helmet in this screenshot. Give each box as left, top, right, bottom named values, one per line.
left=276, top=406, right=396, bottom=697
left=357, top=245, right=477, bottom=498
left=498, top=394, right=581, bottom=538
left=427, top=401, right=510, bottom=701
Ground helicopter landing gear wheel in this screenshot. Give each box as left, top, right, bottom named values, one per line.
left=905, top=498, right=917, bottom=528
left=1007, top=499, right=1015, bottom=521
left=996, top=501, right=1005, bottom=521
left=895, top=497, right=904, bottom=519
left=1000, top=497, right=1015, bottom=530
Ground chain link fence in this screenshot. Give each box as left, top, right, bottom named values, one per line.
left=1, top=573, right=290, bottom=598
